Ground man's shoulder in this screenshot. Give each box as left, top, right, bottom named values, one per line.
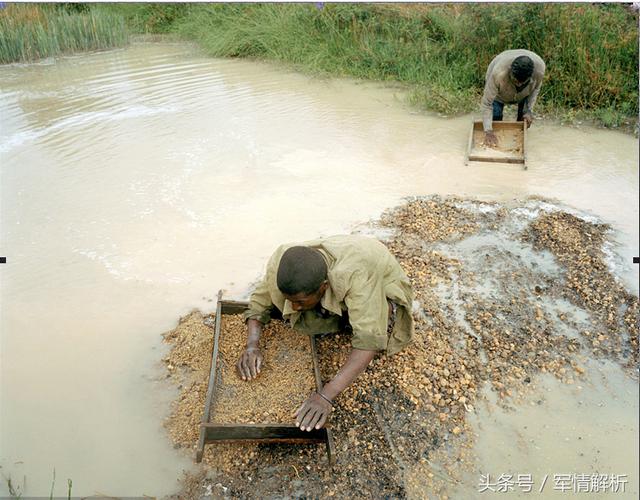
left=319, top=234, right=389, bottom=256
left=268, top=235, right=384, bottom=263
left=324, top=233, right=379, bottom=245
left=491, top=66, right=511, bottom=84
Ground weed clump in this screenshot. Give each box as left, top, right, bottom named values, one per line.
left=0, top=4, right=129, bottom=64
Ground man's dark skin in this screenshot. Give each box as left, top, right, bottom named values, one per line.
left=236, top=279, right=382, bottom=432
left=484, top=72, right=534, bottom=148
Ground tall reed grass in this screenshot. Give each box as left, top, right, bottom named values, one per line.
left=120, top=3, right=637, bottom=128
left=0, top=4, right=129, bottom=64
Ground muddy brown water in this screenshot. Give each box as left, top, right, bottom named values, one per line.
left=0, top=41, right=637, bottom=497
left=464, top=360, right=639, bottom=499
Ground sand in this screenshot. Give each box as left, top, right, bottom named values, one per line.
left=471, top=126, right=524, bottom=158
left=213, top=315, right=316, bottom=424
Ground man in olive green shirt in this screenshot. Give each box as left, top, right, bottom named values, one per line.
left=481, top=49, right=546, bottom=147
left=236, top=234, right=414, bottom=432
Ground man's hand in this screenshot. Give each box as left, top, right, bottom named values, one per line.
left=236, top=346, right=263, bottom=381
left=293, top=348, right=376, bottom=431
left=295, top=392, right=333, bottom=431
left=483, top=130, right=499, bottom=148
left=523, top=112, right=533, bottom=129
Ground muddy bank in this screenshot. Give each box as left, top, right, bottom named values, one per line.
left=161, top=195, right=638, bottom=499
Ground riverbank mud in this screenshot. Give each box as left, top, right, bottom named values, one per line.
left=161, top=195, right=638, bottom=499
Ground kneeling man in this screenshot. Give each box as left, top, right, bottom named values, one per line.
left=236, top=234, right=414, bottom=432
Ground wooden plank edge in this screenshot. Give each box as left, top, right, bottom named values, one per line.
left=467, top=155, right=524, bottom=164
left=488, top=120, right=523, bottom=129
left=473, top=120, right=521, bottom=128
left=310, top=335, right=323, bottom=392
left=465, top=120, right=475, bottom=165
left=220, top=300, right=250, bottom=315
left=204, top=437, right=326, bottom=445
left=202, top=423, right=327, bottom=442
left=196, top=289, right=225, bottom=462
left=310, top=335, right=337, bottom=466
left=204, top=423, right=317, bottom=428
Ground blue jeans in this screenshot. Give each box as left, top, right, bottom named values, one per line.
left=493, top=100, right=526, bottom=122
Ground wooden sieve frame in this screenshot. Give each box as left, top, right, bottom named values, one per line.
left=464, top=120, right=528, bottom=170
left=196, top=290, right=335, bottom=465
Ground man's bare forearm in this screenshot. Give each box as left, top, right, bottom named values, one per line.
left=320, top=348, right=377, bottom=400
left=246, top=318, right=262, bottom=348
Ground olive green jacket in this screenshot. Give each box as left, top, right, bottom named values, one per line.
left=244, top=235, right=414, bottom=355
left=481, top=49, right=546, bottom=131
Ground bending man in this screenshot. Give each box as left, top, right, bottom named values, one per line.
left=236, top=234, right=414, bottom=432
left=481, top=49, right=546, bottom=147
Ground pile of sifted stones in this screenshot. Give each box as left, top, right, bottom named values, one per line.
left=163, top=195, right=639, bottom=500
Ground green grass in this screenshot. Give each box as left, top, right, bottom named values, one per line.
left=102, top=2, right=637, bottom=130
left=3, top=3, right=637, bottom=131
left=0, top=4, right=129, bottom=64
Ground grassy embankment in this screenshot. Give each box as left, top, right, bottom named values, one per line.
left=103, top=2, right=638, bottom=132
left=0, top=3, right=128, bottom=64
left=3, top=3, right=637, bottom=131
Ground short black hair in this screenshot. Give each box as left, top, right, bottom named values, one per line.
left=277, top=246, right=327, bottom=295
left=511, top=55, right=534, bottom=82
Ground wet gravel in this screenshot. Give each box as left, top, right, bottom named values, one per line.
left=162, top=195, right=638, bottom=500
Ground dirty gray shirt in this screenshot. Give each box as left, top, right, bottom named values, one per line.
left=481, top=49, right=546, bottom=131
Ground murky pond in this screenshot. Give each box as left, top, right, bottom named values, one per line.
left=466, top=360, right=639, bottom=499
left=1, top=41, right=637, bottom=497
